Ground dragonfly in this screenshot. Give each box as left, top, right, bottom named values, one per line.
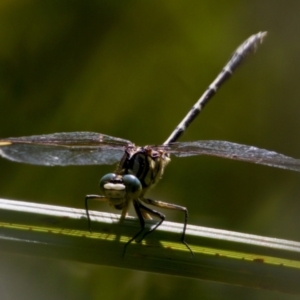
left=1, top=31, right=300, bottom=256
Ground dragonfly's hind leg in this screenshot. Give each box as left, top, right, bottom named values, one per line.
left=141, top=198, right=193, bottom=256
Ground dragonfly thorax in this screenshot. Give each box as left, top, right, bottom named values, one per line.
left=99, top=146, right=170, bottom=211
left=117, top=145, right=170, bottom=192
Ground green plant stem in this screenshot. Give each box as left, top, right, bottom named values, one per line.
left=0, top=198, right=299, bottom=294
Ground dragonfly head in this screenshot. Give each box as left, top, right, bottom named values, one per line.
left=99, top=173, right=142, bottom=206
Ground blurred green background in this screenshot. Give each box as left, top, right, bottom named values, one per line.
left=0, top=1, right=300, bottom=299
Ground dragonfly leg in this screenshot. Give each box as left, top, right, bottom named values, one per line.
left=120, top=200, right=131, bottom=221
left=85, top=194, right=107, bottom=232
left=135, top=201, right=166, bottom=243
left=141, top=198, right=193, bottom=256
left=122, top=199, right=146, bottom=257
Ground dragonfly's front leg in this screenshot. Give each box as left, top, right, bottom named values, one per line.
left=85, top=194, right=108, bottom=232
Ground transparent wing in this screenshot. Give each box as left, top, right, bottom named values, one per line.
left=0, top=132, right=131, bottom=166
left=164, top=140, right=300, bottom=172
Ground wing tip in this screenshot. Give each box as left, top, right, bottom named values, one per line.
left=0, top=141, right=12, bottom=146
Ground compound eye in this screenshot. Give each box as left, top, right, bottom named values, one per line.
left=123, top=174, right=142, bottom=197
left=99, top=173, right=126, bottom=198
left=99, top=173, right=116, bottom=189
